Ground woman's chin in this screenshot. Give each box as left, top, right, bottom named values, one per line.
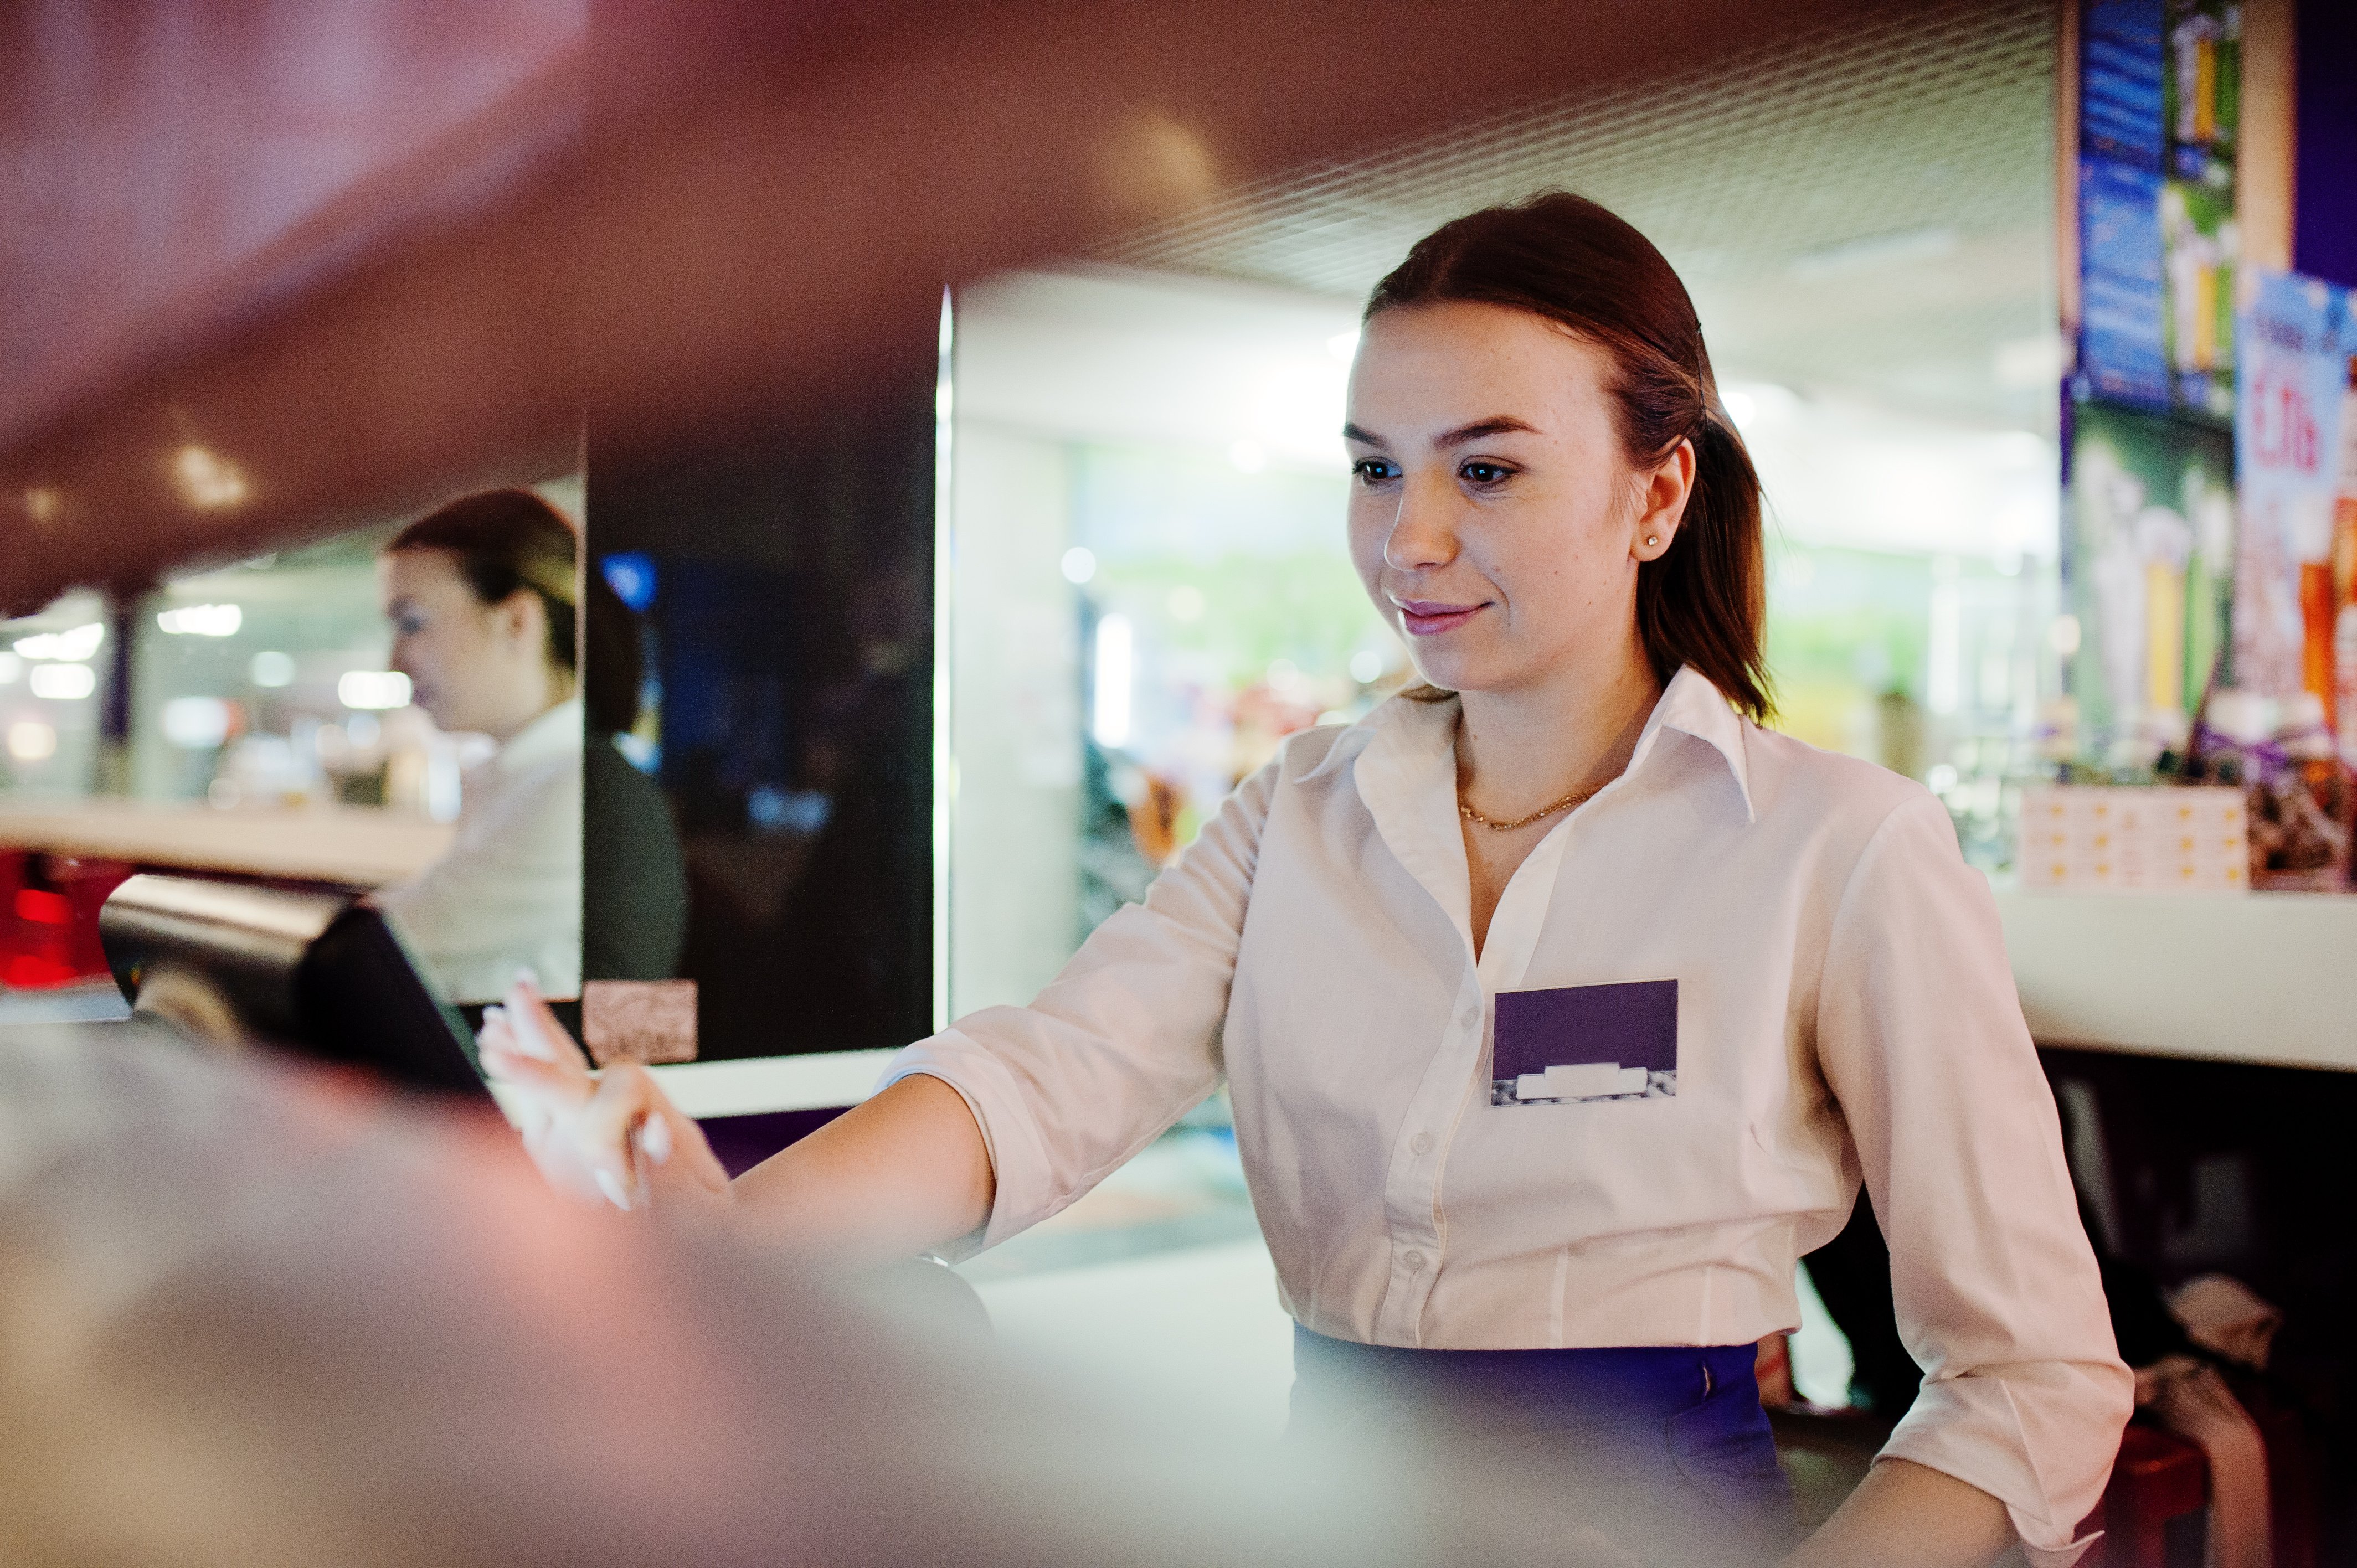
left=1406, top=652, right=1499, bottom=695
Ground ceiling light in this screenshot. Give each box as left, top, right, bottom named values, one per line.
left=1091, top=615, right=1133, bottom=749
left=173, top=446, right=249, bottom=509
left=7, top=721, right=57, bottom=761
left=337, top=670, right=413, bottom=710
left=249, top=651, right=296, bottom=687
left=156, top=603, right=243, bottom=637
left=1060, top=546, right=1098, bottom=585
left=29, top=664, right=96, bottom=700
left=161, top=697, right=234, bottom=750
left=1717, top=381, right=1796, bottom=429
left=13, top=622, right=104, bottom=662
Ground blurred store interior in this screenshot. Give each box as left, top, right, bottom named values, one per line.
left=7, top=0, right=2357, bottom=1559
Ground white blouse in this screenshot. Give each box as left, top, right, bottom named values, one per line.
left=375, top=698, right=583, bottom=1004
left=887, top=666, right=2132, bottom=1564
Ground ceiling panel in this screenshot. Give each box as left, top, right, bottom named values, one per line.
left=1093, top=0, right=2057, bottom=431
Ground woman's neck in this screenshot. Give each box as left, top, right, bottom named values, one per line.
left=1453, top=645, right=1663, bottom=817
left=486, top=671, right=575, bottom=747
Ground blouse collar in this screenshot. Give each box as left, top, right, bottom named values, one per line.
left=1302, top=665, right=1754, bottom=824
left=498, top=696, right=585, bottom=775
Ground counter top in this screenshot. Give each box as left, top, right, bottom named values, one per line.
left=0, top=797, right=451, bottom=886
left=645, top=896, right=2357, bottom=1119
left=649, top=1049, right=898, bottom=1118
left=1992, top=885, right=2357, bottom=1072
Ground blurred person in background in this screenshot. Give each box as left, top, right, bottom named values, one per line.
left=581, top=558, right=688, bottom=985
left=373, top=489, right=585, bottom=1003
left=0, top=1024, right=1641, bottom=1568
left=490, top=193, right=2131, bottom=1567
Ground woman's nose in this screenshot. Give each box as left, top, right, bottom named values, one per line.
left=1382, top=476, right=1458, bottom=572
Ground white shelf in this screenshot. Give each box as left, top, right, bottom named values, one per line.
left=0, top=797, right=450, bottom=886
left=1990, top=885, right=2357, bottom=1072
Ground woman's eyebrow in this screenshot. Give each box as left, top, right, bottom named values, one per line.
left=1342, top=416, right=1541, bottom=449
left=1435, top=415, right=1540, bottom=446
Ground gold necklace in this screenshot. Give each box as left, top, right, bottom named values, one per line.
left=1458, top=782, right=1603, bottom=832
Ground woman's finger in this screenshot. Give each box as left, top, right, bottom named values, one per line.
left=575, top=1064, right=667, bottom=1211
left=501, top=977, right=591, bottom=1075
left=477, top=985, right=731, bottom=1221
left=480, top=1031, right=586, bottom=1099
left=577, top=1065, right=734, bottom=1219
left=637, top=1093, right=735, bottom=1217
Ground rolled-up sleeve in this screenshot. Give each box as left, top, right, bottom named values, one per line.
left=1815, top=794, right=2133, bottom=1566
left=879, top=755, right=1277, bottom=1255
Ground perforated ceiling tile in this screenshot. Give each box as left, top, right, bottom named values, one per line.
left=1095, top=0, right=2056, bottom=430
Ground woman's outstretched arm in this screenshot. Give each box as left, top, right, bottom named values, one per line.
left=731, top=1074, right=993, bottom=1263
left=1783, top=1458, right=2014, bottom=1568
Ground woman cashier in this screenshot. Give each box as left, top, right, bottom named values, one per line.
left=485, top=193, right=2131, bottom=1567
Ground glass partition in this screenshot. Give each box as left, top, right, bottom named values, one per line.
left=0, top=479, right=588, bottom=1008
left=583, top=377, right=938, bottom=1059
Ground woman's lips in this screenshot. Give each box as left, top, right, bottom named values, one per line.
left=1394, top=599, right=1487, bottom=637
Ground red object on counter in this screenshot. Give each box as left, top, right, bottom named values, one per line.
left=2080, top=1425, right=2207, bottom=1568
left=0, top=852, right=133, bottom=989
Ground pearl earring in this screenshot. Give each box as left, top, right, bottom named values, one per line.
left=1645, top=535, right=1661, bottom=547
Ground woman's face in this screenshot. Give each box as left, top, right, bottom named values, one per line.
left=1344, top=301, right=1690, bottom=699
left=377, top=548, right=551, bottom=740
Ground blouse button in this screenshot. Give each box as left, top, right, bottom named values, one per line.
left=1403, top=1249, right=1426, bottom=1271
left=1459, top=1006, right=1481, bottom=1030
left=1410, top=1132, right=1434, bottom=1155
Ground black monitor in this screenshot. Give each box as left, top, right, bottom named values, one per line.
left=99, top=874, right=490, bottom=1098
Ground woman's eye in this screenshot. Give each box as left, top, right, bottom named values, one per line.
left=1459, top=461, right=1515, bottom=486
left=1351, top=458, right=1399, bottom=486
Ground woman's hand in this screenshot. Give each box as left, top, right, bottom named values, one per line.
left=477, top=976, right=733, bottom=1223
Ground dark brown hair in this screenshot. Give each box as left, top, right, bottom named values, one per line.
left=1366, top=191, right=1771, bottom=720
left=384, top=489, right=580, bottom=678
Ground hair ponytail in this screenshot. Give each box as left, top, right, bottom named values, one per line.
left=1636, top=409, right=1769, bottom=716
left=1367, top=191, right=1773, bottom=721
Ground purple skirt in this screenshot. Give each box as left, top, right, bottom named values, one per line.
left=1289, top=1325, right=1794, bottom=1565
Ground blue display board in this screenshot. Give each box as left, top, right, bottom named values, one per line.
left=2081, top=0, right=2171, bottom=410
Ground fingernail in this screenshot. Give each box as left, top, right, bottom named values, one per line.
left=478, top=1004, right=506, bottom=1034
left=513, top=966, right=540, bottom=993
left=639, top=1114, right=672, bottom=1165
left=594, top=1169, right=635, bottom=1211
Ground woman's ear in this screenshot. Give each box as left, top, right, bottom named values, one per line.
left=1630, top=437, right=1696, bottom=562
left=493, top=587, right=544, bottom=657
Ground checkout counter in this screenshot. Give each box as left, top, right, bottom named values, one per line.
left=0, top=799, right=449, bottom=994
left=12, top=801, right=2345, bottom=1174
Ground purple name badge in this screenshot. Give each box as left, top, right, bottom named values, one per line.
left=1491, top=979, right=1677, bottom=1107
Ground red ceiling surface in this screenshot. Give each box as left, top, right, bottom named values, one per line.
left=0, top=0, right=1890, bottom=613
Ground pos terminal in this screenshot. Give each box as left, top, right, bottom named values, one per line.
left=99, top=873, right=490, bottom=1097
